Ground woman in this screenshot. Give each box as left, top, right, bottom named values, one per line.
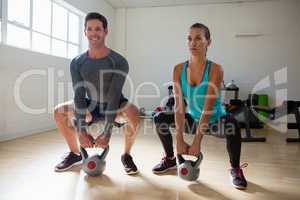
left=152, top=23, right=247, bottom=189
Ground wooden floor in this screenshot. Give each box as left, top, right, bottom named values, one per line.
left=0, top=120, right=300, bottom=200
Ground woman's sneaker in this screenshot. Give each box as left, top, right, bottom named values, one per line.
left=55, top=152, right=82, bottom=172
left=121, top=154, right=139, bottom=175
left=230, top=163, right=248, bottom=189
left=152, top=156, right=177, bottom=174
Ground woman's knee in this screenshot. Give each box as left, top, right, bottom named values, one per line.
left=153, top=112, right=173, bottom=135
left=153, top=112, right=169, bottom=125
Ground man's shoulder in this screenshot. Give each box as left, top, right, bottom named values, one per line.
left=71, top=52, right=88, bottom=67
left=109, top=50, right=128, bottom=64
left=108, top=50, right=129, bottom=72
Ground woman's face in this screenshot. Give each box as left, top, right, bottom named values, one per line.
left=187, top=28, right=211, bottom=57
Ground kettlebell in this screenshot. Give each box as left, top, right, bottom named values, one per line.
left=80, top=146, right=109, bottom=177
left=177, top=152, right=203, bottom=181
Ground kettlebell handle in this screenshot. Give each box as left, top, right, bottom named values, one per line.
left=177, top=153, right=203, bottom=166
left=177, top=154, right=185, bottom=164
left=80, top=146, right=110, bottom=161
left=98, top=146, right=109, bottom=160
left=192, top=152, right=203, bottom=168
left=80, top=146, right=89, bottom=160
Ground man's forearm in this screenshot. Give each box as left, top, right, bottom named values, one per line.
left=103, top=122, right=114, bottom=139
left=74, top=117, right=87, bottom=133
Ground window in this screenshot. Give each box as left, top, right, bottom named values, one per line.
left=7, top=23, right=30, bottom=49
left=33, top=0, right=51, bottom=35
left=0, top=0, right=2, bottom=43
left=1, top=0, right=83, bottom=59
left=0, top=0, right=2, bottom=18
left=68, top=43, right=79, bottom=59
left=8, top=0, right=30, bottom=27
left=52, top=38, right=67, bottom=58
left=52, top=3, right=68, bottom=41
left=32, top=32, right=50, bottom=54
left=0, top=22, right=2, bottom=43
left=68, top=12, right=79, bottom=44
left=7, top=0, right=31, bottom=48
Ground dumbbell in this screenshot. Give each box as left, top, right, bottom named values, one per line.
left=177, top=152, right=203, bottom=181
left=80, top=146, right=109, bottom=177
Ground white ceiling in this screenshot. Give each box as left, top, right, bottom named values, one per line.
left=104, top=0, right=274, bottom=8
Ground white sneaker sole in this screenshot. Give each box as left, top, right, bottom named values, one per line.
left=230, top=176, right=247, bottom=190
left=54, top=160, right=82, bottom=172
left=125, top=169, right=139, bottom=175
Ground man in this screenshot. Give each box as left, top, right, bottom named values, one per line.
left=54, top=12, right=140, bottom=175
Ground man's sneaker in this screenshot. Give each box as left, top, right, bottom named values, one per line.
left=121, top=154, right=139, bottom=175
left=230, top=163, right=248, bottom=189
left=55, top=152, right=82, bottom=172
left=152, top=156, right=177, bottom=174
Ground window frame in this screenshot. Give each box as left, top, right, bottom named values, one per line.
left=0, top=0, right=2, bottom=42
left=0, top=0, right=84, bottom=58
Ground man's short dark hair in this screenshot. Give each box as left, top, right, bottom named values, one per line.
left=84, top=12, right=108, bottom=30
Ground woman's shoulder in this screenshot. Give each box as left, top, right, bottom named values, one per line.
left=173, top=62, right=186, bottom=81
left=173, top=62, right=187, bottom=73
left=209, top=60, right=223, bottom=73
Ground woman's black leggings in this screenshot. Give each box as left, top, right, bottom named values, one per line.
left=153, top=112, right=242, bottom=168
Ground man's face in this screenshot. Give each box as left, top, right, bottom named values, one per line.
left=85, top=19, right=108, bottom=47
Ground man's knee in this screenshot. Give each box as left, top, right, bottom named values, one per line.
left=122, top=103, right=140, bottom=126
left=120, top=104, right=140, bottom=136
left=54, top=103, right=72, bottom=122
left=129, top=104, right=140, bottom=124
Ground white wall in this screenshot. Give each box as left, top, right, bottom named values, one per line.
left=113, top=0, right=300, bottom=111
left=0, top=45, right=71, bottom=141
left=0, top=0, right=115, bottom=141
left=112, top=8, right=127, bottom=56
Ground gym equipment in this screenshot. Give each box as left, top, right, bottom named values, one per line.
left=229, top=100, right=300, bottom=143
left=166, top=85, right=175, bottom=111
left=226, top=97, right=266, bottom=142
left=257, top=94, right=269, bottom=121
left=139, top=107, right=146, bottom=116
left=285, top=101, right=300, bottom=142
left=253, top=101, right=300, bottom=143
left=177, top=153, right=203, bottom=181
left=221, top=80, right=239, bottom=106
left=242, top=103, right=266, bottom=142
left=152, top=85, right=187, bottom=117
left=80, top=146, right=109, bottom=176
left=152, top=85, right=175, bottom=117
